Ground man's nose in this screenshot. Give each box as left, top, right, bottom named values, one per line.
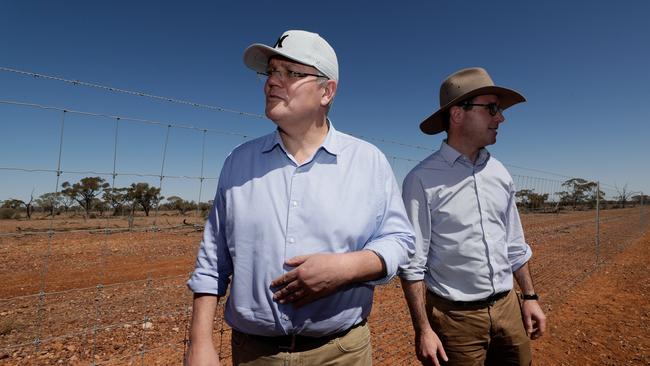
left=265, top=79, right=281, bottom=95
left=495, top=110, right=505, bottom=123
left=266, top=71, right=284, bottom=86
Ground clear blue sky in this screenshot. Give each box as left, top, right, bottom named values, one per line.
left=1, top=0, right=649, bottom=203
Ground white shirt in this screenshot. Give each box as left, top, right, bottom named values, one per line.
left=400, top=141, right=531, bottom=301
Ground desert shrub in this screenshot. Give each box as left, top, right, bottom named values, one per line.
left=0, top=208, right=16, bottom=219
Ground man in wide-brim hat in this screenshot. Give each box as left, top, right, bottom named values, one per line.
left=399, top=67, right=547, bottom=366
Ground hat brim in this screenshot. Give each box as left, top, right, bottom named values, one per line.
left=243, top=43, right=311, bottom=74
left=419, top=86, right=526, bottom=135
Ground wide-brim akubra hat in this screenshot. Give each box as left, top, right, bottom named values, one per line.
left=420, top=67, right=526, bottom=135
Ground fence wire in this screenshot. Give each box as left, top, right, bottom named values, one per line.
left=0, top=96, right=647, bottom=365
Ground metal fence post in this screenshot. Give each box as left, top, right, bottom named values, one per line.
left=641, top=192, right=645, bottom=231
left=596, top=181, right=600, bottom=264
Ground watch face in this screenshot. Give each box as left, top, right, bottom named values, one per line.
left=522, top=294, right=539, bottom=300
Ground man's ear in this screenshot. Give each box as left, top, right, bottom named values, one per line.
left=321, top=80, right=337, bottom=107
left=449, top=105, right=463, bottom=128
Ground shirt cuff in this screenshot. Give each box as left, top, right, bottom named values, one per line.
left=510, top=246, right=533, bottom=272
left=397, top=267, right=425, bottom=281
left=186, top=269, right=229, bottom=296
left=362, top=237, right=409, bottom=285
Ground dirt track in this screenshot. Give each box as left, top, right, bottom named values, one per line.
left=0, top=208, right=647, bottom=365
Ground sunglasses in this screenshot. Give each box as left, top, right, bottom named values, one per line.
left=462, top=102, right=504, bottom=116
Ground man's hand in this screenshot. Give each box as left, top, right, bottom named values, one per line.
left=184, top=340, right=220, bottom=366
left=514, top=263, right=546, bottom=339
left=414, top=326, right=448, bottom=366
left=521, top=299, right=546, bottom=340
left=271, top=253, right=352, bottom=307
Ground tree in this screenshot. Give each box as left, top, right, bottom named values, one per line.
left=1, top=198, right=25, bottom=220
left=127, top=183, right=163, bottom=217
left=61, top=177, right=110, bottom=218
left=631, top=194, right=649, bottom=205
left=103, top=187, right=129, bottom=216
left=24, top=190, right=35, bottom=219
left=614, top=184, right=633, bottom=208
left=1, top=198, right=25, bottom=210
left=59, top=193, right=76, bottom=213
left=558, top=178, right=600, bottom=209
left=92, top=198, right=109, bottom=217
left=199, top=200, right=213, bottom=212
left=35, top=192, right=63, bottom=217
left=587, top=185, right=606, bottom=207
left=166, top=195, right=189, bottom=214
left=516, top=189, right=549, bottom=211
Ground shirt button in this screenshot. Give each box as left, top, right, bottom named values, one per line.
left=291, top=200, right=298, bottom=207
left=287, top=237, right=295, bottom=244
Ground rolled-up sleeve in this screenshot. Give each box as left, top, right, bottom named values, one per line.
left=187, top=168, right=233, bottom=295
left=363, top=155, right=415, bottom=285
left=506, top=182, right=532, bottom=271
left=399, top=171, right=431, bottom=281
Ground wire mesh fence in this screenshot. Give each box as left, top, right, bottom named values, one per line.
left=1, top=71, right=648, bottom=365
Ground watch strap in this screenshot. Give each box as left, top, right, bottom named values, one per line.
left=522, top=293, right=539, bottom=301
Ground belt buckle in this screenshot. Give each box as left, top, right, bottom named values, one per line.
left=487, top=291, right=506, bottom=306
left=278, top=334, right=296, bottom=352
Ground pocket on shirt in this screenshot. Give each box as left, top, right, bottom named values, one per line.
left=336, top=323, right=371, bottom=353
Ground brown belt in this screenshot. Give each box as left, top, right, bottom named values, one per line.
left=235, top=319, right=367, bottom=353
left=429, top=290, right=510, bottom=308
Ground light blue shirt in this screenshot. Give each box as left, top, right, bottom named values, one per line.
left=400, top=141, right=532, bottom=302
left=188, top=123, right=415, bottom=336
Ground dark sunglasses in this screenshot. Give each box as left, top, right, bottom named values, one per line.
left=462, top=102, right=504, bottom=116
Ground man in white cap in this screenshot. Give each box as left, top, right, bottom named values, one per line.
left=399, top=67, right=546, bottom=366
left=186, top=30, right=414, bottom=365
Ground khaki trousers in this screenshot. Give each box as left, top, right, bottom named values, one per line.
left=231, top=322, right=372, bottom=366
left=426, top=290, right=532, bottom=366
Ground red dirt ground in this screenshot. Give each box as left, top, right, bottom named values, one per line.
left=531, top=230, right=649, bottom=366
left=0, top=208, right=648, bottom=365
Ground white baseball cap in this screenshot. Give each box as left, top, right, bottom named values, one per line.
left=243, top=30, right=339, bottom=82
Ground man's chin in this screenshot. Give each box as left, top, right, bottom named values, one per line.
left=481, top=138, right=497, bottom=147
left=265, top=106, right=284, bottom=122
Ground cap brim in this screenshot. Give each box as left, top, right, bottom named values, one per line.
left=243, top=43, right=312, bottom=73
left=419, top=86, right=526, bottom=135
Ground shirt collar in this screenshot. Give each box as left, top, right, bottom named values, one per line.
left=320, top=120, right=341, bottom=156
left=261, top=119, right=340, bottom=156
left=439, top=140, right=462, bottom=166
left=261, top=129, right=283, bottom=153
left=440, top=140, right=490, bottom=167
left=475, top=148, right=490, bottom=166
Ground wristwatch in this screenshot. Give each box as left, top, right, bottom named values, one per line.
left=521, top=293, right=539, bottom=301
